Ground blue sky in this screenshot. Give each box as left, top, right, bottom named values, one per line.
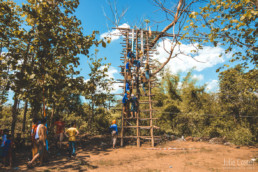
left=6, top=0, right=233, bottom=104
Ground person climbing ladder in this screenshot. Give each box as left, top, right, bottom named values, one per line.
left=130, top=94, right=138, bottom=118
left=141, top=72, right=148, bottom=96
left=122, top=92, right=130, bottom=116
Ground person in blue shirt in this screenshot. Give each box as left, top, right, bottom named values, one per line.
left=122, top=92, right=130, bottom=116
left=2, top=134, right=12, bottom=167
left=125, top=60, right=132, bottom=81
left=133, top=59, right=141, bottom=67
left=130, top=94, right=138, bottom=118
left=125, top=81, right=130, bottom=92
left=126, top=61, right=130, bottom=72
left=127, top=49, right=135, bottom=60
left=109, top=120, right=118, bottom=149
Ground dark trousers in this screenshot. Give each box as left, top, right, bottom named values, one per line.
left=69, top=141, right=76, bottom=156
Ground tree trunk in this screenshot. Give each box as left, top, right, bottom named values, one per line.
left=31, top=100, right=41, bottom=119
left=22, top=100, right=28, bottom=133
left=49, top=102, right=55, bottom=132
left=11, top=95, right=19, bottom=139
left=89, top=96, right=95, bottom=130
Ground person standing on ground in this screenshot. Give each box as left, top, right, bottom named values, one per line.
left=2, top=134, right=12, bottom=167
left=28, top=118, right=47, bottom=167
left=1, top=129, right=8, bottom=162
left=65, top=122, right=79, bottom=158
left=54, top=116, right=65, bottom=150
left=31, top=119, right=38, bottom=158
left=109, top=120, right=118, bottom=149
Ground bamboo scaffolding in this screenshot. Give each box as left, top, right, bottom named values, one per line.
left=118, top=29, right=160, bottom=147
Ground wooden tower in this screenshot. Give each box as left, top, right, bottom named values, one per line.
left=116, top=27, right=161, bottom=147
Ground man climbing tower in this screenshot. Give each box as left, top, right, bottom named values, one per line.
left=125, top=80, right=130, bottom=92
left=127, top=49, right=135, bottom=59
left=125, top=60, right=132, bottom=81
left=141, top=72, right=148, bottom=96
left=130, top=94, right=138, bottom=118
left=122, top=92, right=130, bottom=116
left=145, top=62, right=150, bottom=80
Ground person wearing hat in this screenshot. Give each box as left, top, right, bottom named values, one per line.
left=109, top=120, right=118, bottom=149
left=130, top=94, right=138, bottom=118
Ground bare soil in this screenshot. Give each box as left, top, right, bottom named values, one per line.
left=1, top=135, right=257, bottom=172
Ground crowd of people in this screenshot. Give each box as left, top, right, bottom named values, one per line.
left=123, top=48, right=150, bottom=119
left=27, top=117, right=80, bottom=167
left=0, top=117, right=118, bottom=168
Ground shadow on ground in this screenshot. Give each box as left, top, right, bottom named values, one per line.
left=0, top=134, right=116, bottom=171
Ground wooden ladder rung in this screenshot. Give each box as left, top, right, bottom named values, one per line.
left=118, top=136, right=161, bottom=140
left=123, top=118, right=158, bottom=120
left=120, top=126, right=160, bottom=129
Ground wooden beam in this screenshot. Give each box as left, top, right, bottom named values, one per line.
left=120, top=126, right=160, bottom=129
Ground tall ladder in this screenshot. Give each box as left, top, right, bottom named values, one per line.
left=116, top=28, right=160, bottom=147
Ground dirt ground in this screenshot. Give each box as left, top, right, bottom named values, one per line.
left=1, top=135, right=257, bottom=172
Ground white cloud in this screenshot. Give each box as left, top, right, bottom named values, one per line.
left=85, top=66, right=122, bottom=94
left=100, top=23, right=130, bottom=41
left=192, top=74, right=204, bottom=81
left=111, top=82, right=123, bottom=94
left=106, top=66, right=123, bottom=94
left=100, top=66, right=117, bottom=79
left=101, top=66, right=123, bottom=93
left=153, top=39, right=227, bottom=74
left=205, top=80, right=219, bottom=92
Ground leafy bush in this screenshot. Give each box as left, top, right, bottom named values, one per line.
left=229, top=125, right=254, bottom=145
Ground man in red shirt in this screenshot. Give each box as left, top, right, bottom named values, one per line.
left=54, top=117, right=65, bottom=150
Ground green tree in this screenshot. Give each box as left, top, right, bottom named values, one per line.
left=1, top=0, right=106, bottom=137
left=219, top=65, right=257, bottom=142
left=187, top=0, right=257, bottom=69
left=0, top=0, right=22, bottom=116
left=84, top=52, right=113, bottom=129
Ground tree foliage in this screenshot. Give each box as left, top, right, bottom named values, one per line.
left=0, top=0, right=110, bottom=137
left=153, top=68, right=257, bottom=145
left=186, top=0, right=257, bottom=69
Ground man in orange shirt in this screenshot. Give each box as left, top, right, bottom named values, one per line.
left=31, top=118, right=38, bottom=158
left=54, top=117, right=65, bottom=150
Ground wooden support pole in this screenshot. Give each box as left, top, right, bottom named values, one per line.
left=121, top=31, right=129, bottom=147
left=146, top=31, right=154, bottom=147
